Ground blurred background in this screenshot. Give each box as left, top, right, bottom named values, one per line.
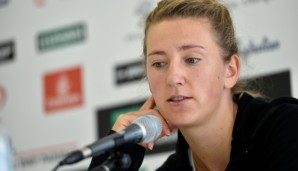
left=0, top=0, right=297, bottom=170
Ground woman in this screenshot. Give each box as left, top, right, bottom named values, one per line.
left=89, top=0, right=298, bottom=170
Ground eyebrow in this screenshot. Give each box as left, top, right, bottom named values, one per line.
left=147, top=45, right=205, bottom=57
left=147, top=50, right=165, bottom=57
left=180, top=45, right=205, bottom=51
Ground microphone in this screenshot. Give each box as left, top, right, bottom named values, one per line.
left=58, top=115, right=162, bottom=166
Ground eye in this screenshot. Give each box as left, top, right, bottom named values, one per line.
left=186, top=57, right=201, bottom=64
left=152, top=61, right=167, bottom=68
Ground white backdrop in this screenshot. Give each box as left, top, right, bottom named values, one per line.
left=0, top=0, right=297, bottom=171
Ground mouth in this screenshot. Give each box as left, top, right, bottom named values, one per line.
left=167, top=96, right=191, bottom=102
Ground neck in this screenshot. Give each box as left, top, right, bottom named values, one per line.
left=180, top=100, right=238, bottom=171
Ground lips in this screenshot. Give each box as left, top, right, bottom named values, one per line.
left=168, top=96, right=191, bottom=102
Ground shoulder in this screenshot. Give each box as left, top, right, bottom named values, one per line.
left=258, top=95, right=298, bottom=131
left=256, top=96, right=298, bottom=170
left=260, top=96, right=298, bottom=136
left=238, top=94, right=298, bottom=150
left=266, top=96, right=298, bottom=115
left=233, top=93, right=298, bottom=140
left=231, top=94, right=298, bottom=170
left=236, top=92, right=298, bottom=124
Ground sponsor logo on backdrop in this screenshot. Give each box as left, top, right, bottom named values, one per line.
left=37, top=22, right=86, bottom=52
left=115, top=60, right=145, bottom=85
left=125, top=1, right=155, bottom=41
left=0, top=40, right=14, bottom=63
left=43, top=66, right=84, bottom=113
left=0, top=85, right=7, bottom=111
left=239, top=36, right=280, bottom=60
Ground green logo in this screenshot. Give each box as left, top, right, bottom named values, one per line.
left=37, top=22, right=86, bottom=52
left=110, top=105, right=141, bottom=126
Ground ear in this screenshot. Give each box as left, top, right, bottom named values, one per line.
left=224, top=54, right=240, bottom=89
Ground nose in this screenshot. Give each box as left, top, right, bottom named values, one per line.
left=166, top=61, right=185, bottom=87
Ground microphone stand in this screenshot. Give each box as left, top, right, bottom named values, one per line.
left=90, top=151, right=132, bottom=171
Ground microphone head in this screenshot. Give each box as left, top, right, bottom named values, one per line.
left=133, top=115, right=162, bottom=144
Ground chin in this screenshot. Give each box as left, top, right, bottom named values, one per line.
left=167, top=117, right=191, bottom=127
left=170, top=114, right=202, bottom=128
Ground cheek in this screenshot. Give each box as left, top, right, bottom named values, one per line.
left=194, top=66, right=225, bottom=94
left=147, top=74, right=158, bottom=94
left=147, top=75, right=164, bottom=108
left=210, top=70, right=226, bottom=96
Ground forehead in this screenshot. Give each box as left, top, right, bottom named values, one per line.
left=146, top=17, right=218, bottom=53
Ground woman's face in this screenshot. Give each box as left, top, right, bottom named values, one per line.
left=146, top=18, right=235, bottom=128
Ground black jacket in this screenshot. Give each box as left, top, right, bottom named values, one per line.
left=89, top=93, right=298, bottom=171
